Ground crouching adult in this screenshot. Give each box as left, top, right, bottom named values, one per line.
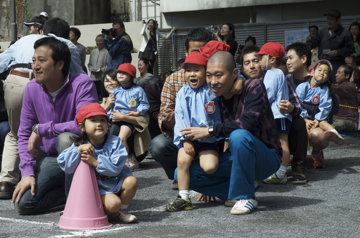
left=177, top=43, right=282, bottom=215
left=12, top=37, right=98, bottom=214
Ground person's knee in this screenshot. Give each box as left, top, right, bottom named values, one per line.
left=202, top=163, right=218, bottom=174
left=229, top=129, right=252, bottom=147
left=150, top=134, right=170, bottom=156
left=105, top=199, right=121, bottom=213
left=123, top=176, right=138, bottom=191
left=57, top=132, right=76, bottom=154
left=14, top=194, right=35, bottom=215
left=309, top=130, right=328, bottom=149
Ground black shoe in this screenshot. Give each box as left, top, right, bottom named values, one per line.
left=0, top=182, right=16, bottom=199
left=291, top=174, right=307, bottom=184
left=164, top=195, right=193, bottom=212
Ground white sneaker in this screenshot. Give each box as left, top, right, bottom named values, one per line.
left=225, top=182, right=260, bottom=207
left=128, top=153, right=139, bottom=171
left=113, top=209, right=137, bottom=223
left=230, top=198, right=258, bottom=215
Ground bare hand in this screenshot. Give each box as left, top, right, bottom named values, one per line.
left=183, top=140, right=195, bottom=157
left=111, top=109, right=124, bottom=122
left=104, top=94, right=115, bottom=111
left=77, top=143, right=95, bottom=156
left=180, top=127, right=210, bottom=141
left=127, top=111, right=141, bottom=117
left=305, top=118, right=316, bottom=131
left=312, top=119, right=319, bottom=129
left=161, top=109, right=175, bottom=130
left=27, top=131, right=43, bottom=157
left=197, top=194, right=216, bottom=203
left=12, top=176, right=36, bottom=203
left=230, top=77, right=243, bottom=95
left=173, top=26, right=178, bottom=31
left=81, top=151, right=98, bottom=168
left=327, top=50, right=338, bottom=57
left=278, top=100, right=294, bottom=114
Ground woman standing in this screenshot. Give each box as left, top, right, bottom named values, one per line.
left=349, top=22, right=360, bottom=64
left=139, top=19, right=177, bottom=76
left=69, top=27, right=87, bottom=73
left=214, top=23, right=238, bottom=56
left=134, top=58, right=154, bottom=89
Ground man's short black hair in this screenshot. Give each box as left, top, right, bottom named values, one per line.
left=34, top=37, right=71, bottom=77
left=113, top=20, right=124, bottom=28
left=340, top=64, right=353, bottom=80
left=309, top=25, right=319, bottom=31
left=245, top=35, right=256, bottom=45
left=70, top=27, right=81, bottom=40
left=42, top=17, right=70, bottom=39
left=185, top=28, right=213, bottom=51
left=239, top=45, right=260, bottom=66
left=285, top=42, right=312, bottom=68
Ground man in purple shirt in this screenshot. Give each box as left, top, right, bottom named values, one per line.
left=177, top=43, right=282, bottom=215
left=12, top=37, right=98, bottom=214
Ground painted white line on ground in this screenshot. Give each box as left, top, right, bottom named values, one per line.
left=51, top=226, right=131, bottom=237
left=0, top=216, right=54, bottom=226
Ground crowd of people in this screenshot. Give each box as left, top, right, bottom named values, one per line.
left=0, top=8, right=359, bottom=222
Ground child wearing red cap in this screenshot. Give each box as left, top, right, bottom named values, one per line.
left=109, top=63, right=149, bottom=165
left=57, top=103, right=138, bottom=223
left=164, top=51, right=222, bottom=212
left=255, top=42, right=292, bottom=184
left=296, top=60, right=344, bottom=167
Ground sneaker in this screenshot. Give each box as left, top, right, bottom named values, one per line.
left=164, top=195, right=193, bottom=212
left=225, top=182, right=260, bottom=207
left=323, top=131, right=344, bottom=145
left=172, top=180, right=178, bottom=190
left=230, top=198, right=258, bottom=215
left=263, top=173, right=287, bottom=184
left=291, top=173, right=307, bottom=184
left=306, top=155, right=315, bottom=170
left=113, top=209, right=137, bottom=223
left=128, top=153, right=139, bottom=171
left=312, top=149, right=325, bottom=168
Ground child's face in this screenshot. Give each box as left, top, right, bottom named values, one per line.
left=185, top=63, right=206, bottom=89
left=259, top=55, right=268, bottom=71
left=81, top=115, right=109, bottom=142
left=104, top=74, right=119, bottom=93
left=117, top=71, right=132, bottom=85
left=313, top=64, right=331, bottom=84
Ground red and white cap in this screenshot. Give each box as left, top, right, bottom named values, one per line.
left=75, top=103, right=109, bottom=124
left=308, top=59, right=333, bottom=75
left=117, top=63, right=136, bottom=78
left=181, top=51, right=207, bottom=69
left=255, top=42, right=285, bottom=59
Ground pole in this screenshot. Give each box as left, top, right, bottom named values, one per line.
left=154, top=0, right=156, bottom=22
left=132, top=0, right=136, bottom=22
left=11, top=0, right=17, bottom=41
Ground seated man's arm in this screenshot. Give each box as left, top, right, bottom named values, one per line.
left=287, top=79, right=302, bottom=117
left=38, top=78, right=98, bottom=139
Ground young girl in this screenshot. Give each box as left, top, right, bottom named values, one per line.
left=164, top=51, right=222, bottom=212
left=296, top=60, right=344, bottom=167
left=57, top=103, right=138, bottom=223
left=110, top=63, right=150, bottom=159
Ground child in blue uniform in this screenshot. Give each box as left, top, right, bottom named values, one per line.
left=296, top=60, right=344, bottom=167
left=256, top=42, right=292, bottom=184
left=164, top=51, right=222, bottom=212
left=57, top=103, right=138, bottom=223
left=109, top=63, right=149, bottom=155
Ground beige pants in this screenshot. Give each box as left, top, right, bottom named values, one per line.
left=0, top=69, right=32, bottom=183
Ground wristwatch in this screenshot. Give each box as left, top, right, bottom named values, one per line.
left=32, top=124, right=39, bottom=134
left=208, top=126, right=214, bottom=137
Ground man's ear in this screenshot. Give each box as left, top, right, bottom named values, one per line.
left=301, top=55, right=307, bottom=65
left=56, top=60, right=65, bottom=72
left=40, top=29, right=44, bottom=35
left=232, top=68, right=238, bottom=81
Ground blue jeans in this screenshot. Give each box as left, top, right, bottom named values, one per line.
left=0, top=121, right=10, bottom=157
left=15, top=132, right=75, bottom=215
left=175, top=129, right=281, bottom=201
left=149, top=133, right=178, bottom=179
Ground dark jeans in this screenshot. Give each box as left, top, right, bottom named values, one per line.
left=149, top=133, right=178, bottom=179
left=289, top=115, right=308, bottom=175
left=14, top=132, right=74, bottom=215
left=0, top=121, right=10, bottom=163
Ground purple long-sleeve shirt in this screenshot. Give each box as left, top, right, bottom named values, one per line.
left=18, top=73, right=98, bottom=177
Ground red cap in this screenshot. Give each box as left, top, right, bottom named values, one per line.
left=181, top=51, right=207, bottom=69
left=117, top=63, right=136, bottom=78
left=255, top=42, right=285, bottom=59
left=75, top=103, right=109, bottom=124
left=199, top=40, right=230, bottom=61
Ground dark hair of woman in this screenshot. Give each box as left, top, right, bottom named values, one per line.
left=219, top=23, right=235, bottom=41
left=100, top=69, right=118, bottom=99
left=139, top=58, right=153, bottom=74
left=147, top=19, right=158, bottom=33
left=349, top=22, right=360, bottom=44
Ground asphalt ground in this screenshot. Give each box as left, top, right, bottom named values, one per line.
left=0, top=135, right=360, bottom=238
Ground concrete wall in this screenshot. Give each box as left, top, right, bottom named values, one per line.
left=160, top=0, right=320, bottom=13
left=75, top=0, right=111, bottom=25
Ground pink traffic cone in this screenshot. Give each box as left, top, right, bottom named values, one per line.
left=58, top=160, right=112, bottom=230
